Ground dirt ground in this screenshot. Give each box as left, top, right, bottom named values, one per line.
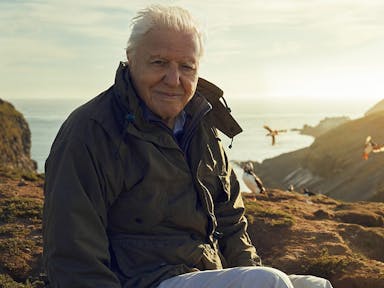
left=0, top=176, right=383, bottom=288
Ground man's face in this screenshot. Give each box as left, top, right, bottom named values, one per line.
left=128, top=27, right=200, bottom=128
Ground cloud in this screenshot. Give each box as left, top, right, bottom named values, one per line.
left=2, top=0, right=384, bottom=101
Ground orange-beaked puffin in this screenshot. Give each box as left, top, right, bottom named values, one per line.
left=363, top=136, right=384, bottom=160
left=242, top=162, right=266, bottom=194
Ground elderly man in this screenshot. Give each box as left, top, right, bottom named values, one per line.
left=43, top=5, right=333, bottom=288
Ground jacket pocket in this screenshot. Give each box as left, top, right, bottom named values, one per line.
left=109, top=234, right=205, bottom=277
left=197, top=160, right=231, bottom=204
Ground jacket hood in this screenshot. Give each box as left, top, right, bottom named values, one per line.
left=196, top=78, right=242, bottom=138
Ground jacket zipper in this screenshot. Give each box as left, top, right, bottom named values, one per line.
left=180, top=103, right=212, bottom=153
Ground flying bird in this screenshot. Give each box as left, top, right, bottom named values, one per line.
left=263, top=125, right=287, bottom=145
left=363, top=136, right=384, bottom=160
left=242, top=162, right=266, bottom=194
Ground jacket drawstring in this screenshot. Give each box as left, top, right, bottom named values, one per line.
left=228, top=138, right=234, bottom=149
left=115, top=113, right=135, bottom=159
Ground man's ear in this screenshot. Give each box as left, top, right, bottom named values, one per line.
left=126, top=50, right=134, bottom=65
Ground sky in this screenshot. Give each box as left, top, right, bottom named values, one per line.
left=1, top=0, right=384, bottom=114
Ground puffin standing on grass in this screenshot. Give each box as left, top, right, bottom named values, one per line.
left=363, top=136, right=384, bottom=160
left=242, top=162, right=266, bottom=194
left=263, top=125, right=287, bottom=145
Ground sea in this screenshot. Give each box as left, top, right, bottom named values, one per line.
left=11, top=98, right=363, bottom=192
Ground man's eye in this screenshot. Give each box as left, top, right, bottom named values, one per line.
left=151, top=60, right=166, bottom=65
left=182, top=64, right=195, bottom=71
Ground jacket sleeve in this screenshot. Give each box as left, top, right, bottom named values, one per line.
left=215, top=161, right=262, bottom=267
left=43, top=135, right=121, bottom=288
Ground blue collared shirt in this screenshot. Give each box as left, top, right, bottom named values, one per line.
left=142, top=105, right=186, bottom=136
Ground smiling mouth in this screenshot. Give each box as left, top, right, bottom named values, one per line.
left=156, top=91, right=183, bottom=98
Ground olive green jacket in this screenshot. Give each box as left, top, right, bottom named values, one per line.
left=43, top=62, right=261, bottom=288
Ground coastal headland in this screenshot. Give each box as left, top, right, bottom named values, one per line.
left=248, top=100, right=384, bottom=202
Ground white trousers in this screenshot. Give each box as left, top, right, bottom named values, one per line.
left=157, top=267, right=333, bottom=288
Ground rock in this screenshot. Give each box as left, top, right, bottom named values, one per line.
left=18, top=179, right=27, bottom=187
left=0, top=99, right=37, bottom=176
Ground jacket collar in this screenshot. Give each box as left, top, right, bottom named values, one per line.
left=94, top=62, right=242, bottom=142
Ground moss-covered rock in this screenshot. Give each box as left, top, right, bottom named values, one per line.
left=0, top=99, right=37, bottom=177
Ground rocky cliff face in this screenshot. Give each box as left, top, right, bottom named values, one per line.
left=250, top=100, right=384, bottom=202
left=0, top=99, right=37, bottom=175
left=365, top=99, right=384, bottom=116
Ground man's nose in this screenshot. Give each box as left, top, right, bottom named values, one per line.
left=163, top=64, right=180, bottom=87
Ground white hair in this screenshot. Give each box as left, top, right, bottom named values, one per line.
left=126, top=5, right=204, bottom=59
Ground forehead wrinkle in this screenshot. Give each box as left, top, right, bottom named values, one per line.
left=148, top=29, right=199, bottom=49
left=147, top=51, right=198, bottom=64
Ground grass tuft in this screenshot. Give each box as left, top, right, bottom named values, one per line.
left=245, top=201, right=295, bottom=227
left=0, top=198, right=42, bottom=222
left=301, top=249, right=353, bottom=279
